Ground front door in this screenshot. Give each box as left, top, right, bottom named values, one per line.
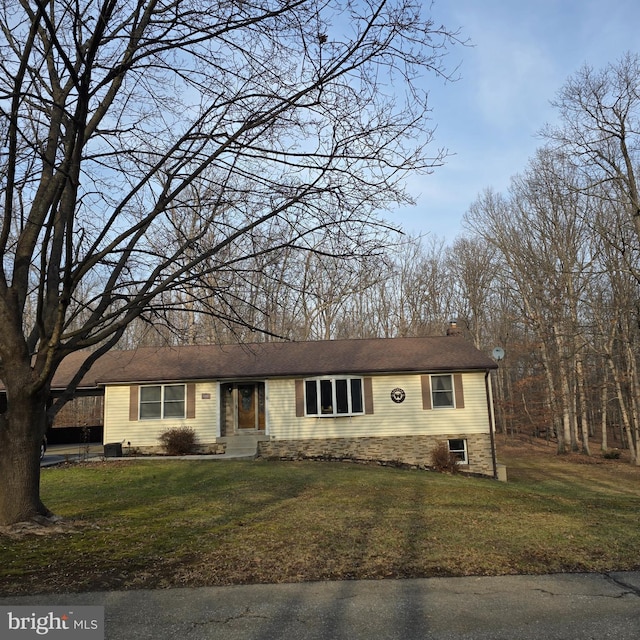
left=237, top=383, right=257, bottom=430
left=221, top=382, right=266, bottom=435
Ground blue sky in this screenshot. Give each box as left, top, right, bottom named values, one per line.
left=392, top=0, right=640, bottom=242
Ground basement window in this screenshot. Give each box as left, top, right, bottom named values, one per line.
left=448, top=439, right=468, bottom=464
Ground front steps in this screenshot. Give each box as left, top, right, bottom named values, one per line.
left=219, top=434, right=268, bottom=458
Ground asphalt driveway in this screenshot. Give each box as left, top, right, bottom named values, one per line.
left=41, top=442, right=104, bottom=466
left=2, top=572, right=639, bottom=639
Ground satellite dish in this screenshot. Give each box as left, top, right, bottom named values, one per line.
left=492, top=347, right=505, bottom=361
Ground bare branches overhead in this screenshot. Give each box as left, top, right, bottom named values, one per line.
left=0, top=0, right=460, bottom=387
left=0, top=1, right=463, bottom=524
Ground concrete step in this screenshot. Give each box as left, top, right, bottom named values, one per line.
left=221, top=434, right=265, bottom=457
left=225, top=445, right=258, bottom=456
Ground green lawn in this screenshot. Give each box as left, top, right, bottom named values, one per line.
left=1, top=442, right=639, bottom=596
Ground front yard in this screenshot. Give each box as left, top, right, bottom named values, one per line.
left=1, top=438, right=639, bottom=595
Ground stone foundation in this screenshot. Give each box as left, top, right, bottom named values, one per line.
left=111, top=443, right=226, bottom=456
left=258, top=434, right=495, bottom=477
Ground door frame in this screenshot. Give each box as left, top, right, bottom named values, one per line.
left=221, top=381, right=266, bottom=435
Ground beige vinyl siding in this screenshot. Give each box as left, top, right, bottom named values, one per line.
left=267, top=372, right=490, bottom=441
left=103, top=382, right=219, bottom=447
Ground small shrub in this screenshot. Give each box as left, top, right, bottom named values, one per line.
left=159, top=427, right=197, bottom=455
left=602, top=449, right=621, bottom=460
left=430, top=441, right=460, bottom=474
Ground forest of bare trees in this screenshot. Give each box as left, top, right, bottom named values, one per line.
left=117, top=53, right=640, bottom=465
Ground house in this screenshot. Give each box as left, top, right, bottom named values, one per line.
left=50, top=334, right=499, bottom=476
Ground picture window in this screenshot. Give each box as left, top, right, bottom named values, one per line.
left=304, top=378, right=364, bottom=417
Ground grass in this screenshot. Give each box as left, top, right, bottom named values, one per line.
left=1, top=437, right=639, bottom=595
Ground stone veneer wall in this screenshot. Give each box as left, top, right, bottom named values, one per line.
left=112, top=443, right=226, bottom=456
left=258, top=433, right=495, bottom=477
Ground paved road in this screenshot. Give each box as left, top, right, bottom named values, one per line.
left=2, top=572, right=639, bottom=639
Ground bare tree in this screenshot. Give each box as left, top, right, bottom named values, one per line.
left=448, top=235, right=497, bottom=348
left=544, top=52, right=640, bottom=253
left=586, top=199, right=640, bottom=462
left=543, top=53, right=640, bottom=461
left=453, top=53, right=640, bottom=460
left=399, top=235, right=453, bottom=336
left=0, top=0, right=462, bottom=525
left=465, top=188, right=566, bottom=443
left=466, top=148, right=594, bottom=454
left=366, top=233, right=453, bottom=337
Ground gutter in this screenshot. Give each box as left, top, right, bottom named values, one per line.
left=485, top=369, right=498, bottom=480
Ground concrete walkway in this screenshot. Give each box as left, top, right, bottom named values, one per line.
left=2, top=572, right=639, bottom=639
left=41, top=443, right=255, bottom=467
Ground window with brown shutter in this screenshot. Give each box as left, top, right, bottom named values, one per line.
left=422, top=374, right=465, bottom=410
left=134, top=384, right=187, bottom=420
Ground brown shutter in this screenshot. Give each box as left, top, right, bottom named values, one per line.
left=421, top=376, right=432, bottom=410
left=363, top=377, right=374, bottom=414
left=454, top=374, right=465, bottom=409
left=295, top=380, right=305, bottom=417
left=186, top=383, right=196, bottom=419
left=129, top=385, right=139, bottom=421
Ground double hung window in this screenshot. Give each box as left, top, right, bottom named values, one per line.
left=139, top=384, right=186, bottom=420
left=431, top=374, right=454, bottom=408
left=448, top=438, right=468, bottom=464
left=305, top=378, right=364, bottom=417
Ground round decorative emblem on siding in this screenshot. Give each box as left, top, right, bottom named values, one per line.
left=390, top=388, right=406, bottom=403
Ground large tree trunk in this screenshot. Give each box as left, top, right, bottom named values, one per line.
left=0, top=386, right=51, bottom=525
left=626, top=342, right=640, bottom=466
left=575, top=355, right=590, bottom=456
left=600, top=381, right=608, bottom=453
left=607, top=355, right=637, bottom=464
left=539, top=335, right=569, bottom=453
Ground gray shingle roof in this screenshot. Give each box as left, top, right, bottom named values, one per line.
left=51, top=336, right=497, bottom=389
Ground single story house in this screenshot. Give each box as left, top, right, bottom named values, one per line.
left=48, top=334, right=499, bottom=477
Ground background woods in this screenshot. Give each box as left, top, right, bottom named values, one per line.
left=116, top=54, right=640, bottom=464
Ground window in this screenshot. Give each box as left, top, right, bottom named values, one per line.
left=431, top=374, right=454, bottom=408
left=304, top=378, right=364, bottom=417
left=448, top=439, right=468, bottom=464
left=140, top=384, right=186, bottom=420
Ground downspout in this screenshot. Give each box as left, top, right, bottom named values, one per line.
left=485, top=369, right=498, bottom=480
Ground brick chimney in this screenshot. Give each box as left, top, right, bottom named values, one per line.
left=446, top=320, right=463, bottom=337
